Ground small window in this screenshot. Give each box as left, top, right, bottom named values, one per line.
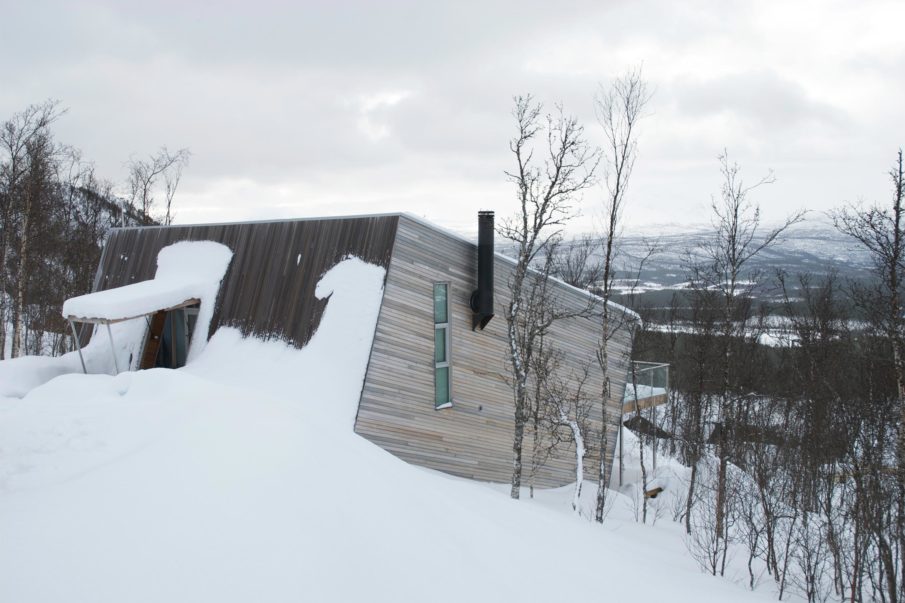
left=434, top=283, right=451, bottom=409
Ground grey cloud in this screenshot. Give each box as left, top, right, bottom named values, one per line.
left=3, top=0, right=615, bottom=191
left=2, top=0, right=901, bottom=232
left=673, top=71, right=849, bottom=130
left=3, top=0, right=611, bottom=73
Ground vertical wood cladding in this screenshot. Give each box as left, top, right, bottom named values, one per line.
left=355, top=216, right=634, bottom=488
left=92, top=213, right=633, bottom=490
left=93, top=216, right=399, bottom=348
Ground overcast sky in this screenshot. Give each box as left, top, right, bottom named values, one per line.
left=2, top=0, right=903, bottom=236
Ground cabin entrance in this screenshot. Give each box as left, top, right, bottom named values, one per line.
left=139, top=304, right=200, bottom=369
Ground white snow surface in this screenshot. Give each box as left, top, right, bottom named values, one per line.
left=0, top=257, right=774, bottom=602
left=0, top=241, right=234, bottom=399
left=63, top=278, right=203, bottom=321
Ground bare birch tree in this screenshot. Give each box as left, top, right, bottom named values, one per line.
left=126, top=146, right=190, bottom=225
left=833, top=149, right=905, bottom=602
left=539, top=355, right=593, bottom=513
left=0, top=101, right=65, bottom=358
left=500, top=94, right=599, bottom=499
left=698, top=151, right=803, bottom=542
left=593, top=67, right=651, bottom=522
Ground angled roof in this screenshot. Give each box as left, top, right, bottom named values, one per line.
left=92, top=215, right=400, bottom=347
left=89, top=212, right=637, bottom=344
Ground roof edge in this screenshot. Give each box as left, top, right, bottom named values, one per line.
left=107, top=211, right=640, bottom=324
left=399, top=213, right=641, bottom=324
left=109, top=212, right=405, bottom=233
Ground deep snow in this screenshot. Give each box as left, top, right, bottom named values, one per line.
left=0, top=241, right=232, bottom=400
left=0, top=257, right=775, bottom=602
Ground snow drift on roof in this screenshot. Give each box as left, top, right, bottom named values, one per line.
left=62, top=241, right=233, bottom=322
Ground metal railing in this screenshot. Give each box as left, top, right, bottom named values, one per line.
left=618, top=361, right=670, bottom=487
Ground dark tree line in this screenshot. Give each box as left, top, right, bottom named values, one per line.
left=629, top=151, right=905, bottom=601
left=0, top=101, right=188, bottom=358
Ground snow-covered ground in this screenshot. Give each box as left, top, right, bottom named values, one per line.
left=0, top=257, right=779, bottom=602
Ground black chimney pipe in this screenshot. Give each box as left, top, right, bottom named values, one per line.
left=470, top=210, right=495, bottom=330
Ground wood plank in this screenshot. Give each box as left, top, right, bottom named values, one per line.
left=623, top=393, right=669, bottom=414
left=139, top=310, right=167, bottom=369
left=91, top=216, right=399, bottom=349
left=355, top=215, right=637, bottom=489
left=66, top=297, right=200, bottom=325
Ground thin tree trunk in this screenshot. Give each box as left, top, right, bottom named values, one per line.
left=11, top=195, right=31, bottom=358
left=511, top=412, right=526, bottom=499
left=595, top=309, right=611, bottom=522
left=508, top=286, right=528, bottom=500
left=595, top=227, right=615, bottom=523
left=0, top=274, right=7, bottom=359
left=556, top=407, right=586, bottom=512
left=529, top=408, right=539, bottom=499
left=630, top=362, right=649, bottom=523
left=686, top=456, right=697, bottom=534
left=878, top=535, right=899, bottom=603
left=715, top=285, right=735, bottom=540
left=890, top=150, right=905, bottom=601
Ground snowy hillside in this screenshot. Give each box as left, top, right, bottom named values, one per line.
left=0, top=258, right=775, bottom=602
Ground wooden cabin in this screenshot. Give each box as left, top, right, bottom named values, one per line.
left=79, top=213, right=636, bottom=488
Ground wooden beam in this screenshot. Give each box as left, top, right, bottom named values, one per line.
left=622, top=393, right=668, bottom=414
left=139, top=310, right=168, bottom=369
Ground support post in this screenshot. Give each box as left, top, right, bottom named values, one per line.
left=651, top=368, right=657, bottom=473
left=106, top=323, right=119, bottom=375
left=69, top=320, right=87, bottom=374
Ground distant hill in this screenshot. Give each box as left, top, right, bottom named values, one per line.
left=494, top=218, right=873, bottom=315
left=605, top=218, right=872, bottom=310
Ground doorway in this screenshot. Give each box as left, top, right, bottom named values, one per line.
left=140, top=303, right=200, bottom=369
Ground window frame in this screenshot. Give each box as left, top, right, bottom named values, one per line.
left=433, top=282, right=452, bottom=410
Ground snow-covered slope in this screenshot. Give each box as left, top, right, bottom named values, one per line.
left=0, top=258, right=772, bottom=602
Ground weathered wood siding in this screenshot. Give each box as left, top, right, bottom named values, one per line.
left=91, top=216, right=399, bottom=348
left=355, top=216, right=634, bottom=488
left=89, top=213, right=632, bottom=489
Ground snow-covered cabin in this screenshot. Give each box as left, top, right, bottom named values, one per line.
left=66, top=213, right=636, bottom=488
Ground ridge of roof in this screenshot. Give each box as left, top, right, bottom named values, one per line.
left=109, top=211, right=640, bottom=323
left=109, top=212, right=406, bottom=232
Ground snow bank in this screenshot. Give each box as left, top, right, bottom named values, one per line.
left=0, top=241, right=233, bottom=399
left=0, top=354, right=83, bottom=399
left=0, top=318, right=147, bottom=399
left=0, top=257, right=772, bottom=602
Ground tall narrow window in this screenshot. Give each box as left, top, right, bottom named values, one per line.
left=434, top=283, right=452, bottom=409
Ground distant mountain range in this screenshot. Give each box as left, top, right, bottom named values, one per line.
left=606, top=218, right=873, bottom=310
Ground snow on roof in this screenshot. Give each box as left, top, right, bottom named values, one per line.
left=63, top=281, right=201, bottom=323
left=105, top=212, right=640, bottom=323
left=63, top=241, right=233, bottom=323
